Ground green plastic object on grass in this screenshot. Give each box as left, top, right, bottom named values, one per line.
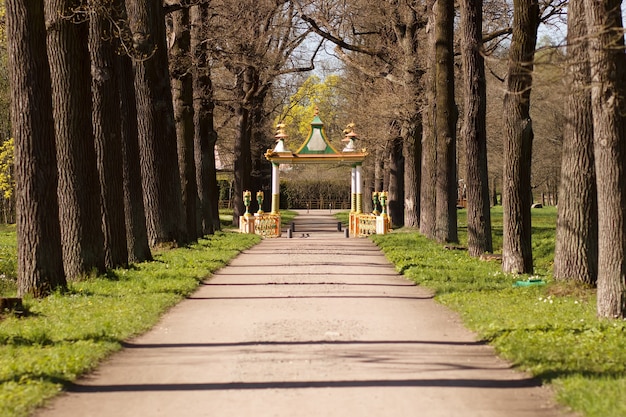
left=514, top=278, right=546, bottom=287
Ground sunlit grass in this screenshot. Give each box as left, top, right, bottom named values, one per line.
left=0, top=230, right=260, bottom=417
left=372, top=206, right=625, bottom=417
left=0, top=224, right=17, bottom=297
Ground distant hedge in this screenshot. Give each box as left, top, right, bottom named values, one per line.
left=280, top=179, right=351, bottom=209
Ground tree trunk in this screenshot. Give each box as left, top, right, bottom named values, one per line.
left=7, top=0, right=65, bottom=296
left=249, top=94, right=271, bottom=211
left=126, top=0, right=186, bottom=246
left=116, top=51, right=152, bottom=263
left=460, top=0, right=493, bottom=256
left=374, top=147, right=385, bottom=192
left=420, top=0, right=437, bottom=239
left=232, top=66, right=255, bottom=226
left=404, top=119, right=421, bottom=228
left=191, top=3, right=220, bottom=235
left=169, top=7, right=197, bottom=243
left=392, top=5, right=423, bottom=229
left=501, top=0, right=538, bottom=274
left=45, top=0, right=105, bottom=279
left=584, top=0, right=626, bottom=318
left=89, top=5, right=129, bottom=269
left=553, top=0, right=597, bottom=285
left=434, top=0, right=458, bottom=243
left=388, top=135, right=404, bottom=226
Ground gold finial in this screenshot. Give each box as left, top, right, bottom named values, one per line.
left=314, top=106, right=319, bottom=116
left=342, top=122, right=358, bottom=141
left=275, top=122, right=287, bottom=139
left=343, top=122, right=356, bottom=135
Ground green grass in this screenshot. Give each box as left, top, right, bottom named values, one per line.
left=0, top=208, right=294, bottom=416
left=2, top=207, right=624, bottom=417
left=278, top=209, right=298, bottom=226
left=0, top=224, right=17, bottom=297
left=334, top=211, right=350, bottom=228
left=0, top=210, right=297, bottom=298
left=0, top=229, right=260, bottom=417
left=372, top=206, right=626, bottom=417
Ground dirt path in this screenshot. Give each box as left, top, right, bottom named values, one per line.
left=35, top=211, right=573, bottom=417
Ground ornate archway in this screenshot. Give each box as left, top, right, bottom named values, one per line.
left=240, top=110, right=390, bottom=237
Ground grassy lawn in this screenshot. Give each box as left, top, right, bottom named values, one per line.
left=0, top=210, right=305, bottom=417
left=0, top=224, right=17, bottom=297
left=1, top=208, right=623, bottom=417
left=371, top=206, right=625, bottom=417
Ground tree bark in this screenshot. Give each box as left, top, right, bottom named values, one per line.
left=553, top=0, right=597, bottom=285
left=420, top=0, right=437, bottom=239
left=460, top=0, right=493, bottom=256
left=388, top=135, right=404, bottom=226
left=116, top=51, right=152, bottom=263
left=45, top=0, right=105, bottom=279
left=434, top=0, right=458, bottom=243
left=191, top=3, right=220, bottom=235
left=404, top=120, right=421, bottom=228
left=89, top=4, right=129, bottom=269
left=250, top=98, right=273, bottom=212
left=502, top=0, right=538, bottom=274
left=7, top=0, right=65, bottom=296
left=232, top=66, right=255, bottom=226
left=584, top=0, right=626, bottom=318
left=169, top=7, right=197, bottom=243
left=374, top=147, right=385, bottom=193
left=126, top=0, right=186, bottom=246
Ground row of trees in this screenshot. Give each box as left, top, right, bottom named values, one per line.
left=293, top=0, right=625, bottom=319
left=6, top=0, right=226, bottom=296
left=6, top=1, right=626, bottom=318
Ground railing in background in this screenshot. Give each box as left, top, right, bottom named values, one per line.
left=356, top=214, right=377, bottom=237
left=220, top=199, right=351, bottom=210
left=254, top=213, right=281, bottom=238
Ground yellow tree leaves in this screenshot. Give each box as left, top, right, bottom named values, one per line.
left=277, top=74, right=344, bottom=148
left=0, top=137, right=13, bottom=200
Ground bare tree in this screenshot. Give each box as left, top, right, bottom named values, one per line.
left=168, top=6, right=198, bottom=242
left=553, top=0, right=597, bottom=285
left=89, top=2, right=129, bottom=268
left=191, top=3, right=220, bottom=235
left=209, top=0, right=313, bottom=225
left=434, top=0, right=458, bottom=243
left=117, top=50, right=152, bottom=263
left=501, top=0, right=539, bottom=274
left=460, top=0, right=493, bottom=255
left=420, top=0, right=437, bottom=239
left=299, top=1, right=430, bottom=228
left=126, top=0, right=186, bottom=246
left=45, top=0, right=106, bottom=279
left=7, top=0, right=65, bottom=296
left=584, top=0, right=626, bottom=318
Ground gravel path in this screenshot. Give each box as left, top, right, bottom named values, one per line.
left=35, top=210, right=574, bottom=417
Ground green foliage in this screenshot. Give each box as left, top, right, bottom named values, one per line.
left=0, top=2, right=10, bottom=141
left=0, top=223, right=16, bottom=296
left=277, top=209, right=298, bottom=226
left=280, top=178, right=350, bottom=209
left=0, top=231, right=260, bottom=417
left=334, top=211, right=349, bottom=227
left=373, top=207, right=626, bottom=417
left=0, top=138, right=14, bottom=200
left=457, top=206, right=557, bottom=273
left=277, top=74, right=346, bottom=148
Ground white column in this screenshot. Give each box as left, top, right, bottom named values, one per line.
left=350, top=166, right=357, bottom=213
left=271, top=163, right=280, bottom=214
left=356, top=164, right=363, bottom=213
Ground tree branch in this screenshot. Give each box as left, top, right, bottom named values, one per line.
left=334, top=47, right=404, bottom=86
left=299, top=13, right=391, bottom=65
